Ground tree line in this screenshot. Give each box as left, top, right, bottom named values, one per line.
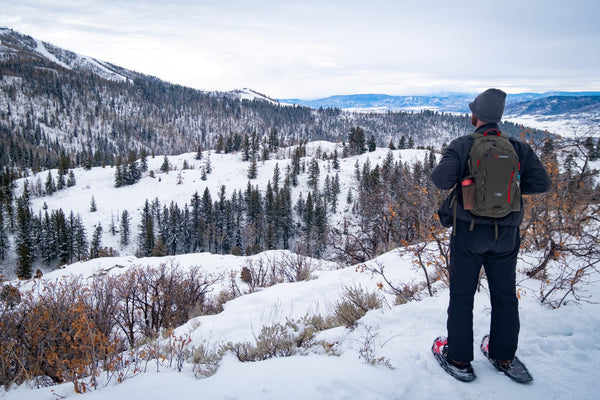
left=0, top=39, right=551, bottom=178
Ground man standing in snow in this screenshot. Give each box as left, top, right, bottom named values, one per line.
left=430, top=88, right=551, bottom=382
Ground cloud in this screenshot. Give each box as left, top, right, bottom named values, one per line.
left=1, top=0, right=599, bottom=98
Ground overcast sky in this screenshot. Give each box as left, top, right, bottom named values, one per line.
left=1, top=0, right=599, bottom=99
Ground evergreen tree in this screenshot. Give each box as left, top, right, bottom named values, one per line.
left=368, top=135, right=377, bottom=152
left=398, top=136, right=406, bottom=149
left=15, top=197, right=33, bottom=279
left=140, top=149, right=149, bottom=172
left=312, top=196, right=328, bottom=257
left=215, top=133, right=225, bottom=153
left=139, top=200, right=155, bottom=256
left=308, top=158, right=320, bottom=193
left=190, top=191, right=202, bottom=251
left=45, top=171, right=56, bottom=195
left=161, top=156, right=170, bottom=173
left=89, top=224, right=103, bottom=259
left=248, top=157, right=258, bottom=179
left=90, top=196, right=97, bottom=212
left=332, top=149, right=340, bottom=170
left=67, top=170, right=76, bottom=187
left=71, top=213, right=88, bottom=262
left=272, top=163, right=281, bottom=192
left=127, top=150, right=141, bottom=183
left=242, top=133, right=250, bottom=162
left=205, top=151, right=212, bottom=174
left=268, top=128, right=280, bottom=153
left=54, top=209, right=69, bottom=265
left=114, top=157, right=124, bottom=187
left=348, top=127, right=366, bottom=155
left=0, top=205, right=7, bottom=260
left=195, top=144, right=204, bottom=160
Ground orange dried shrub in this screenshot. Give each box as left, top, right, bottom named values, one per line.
left=0, top=280, right=119, bottom=390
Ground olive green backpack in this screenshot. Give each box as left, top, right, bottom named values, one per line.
left=465, top=129, right=521, bottom=219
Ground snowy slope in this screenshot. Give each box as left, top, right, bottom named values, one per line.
left=0, top=27, right=130, bottom=82
left=2, top=249, right=599, bottom=400
left=3, top=142, right=600, bottom=399
left=8, top=142, right=429, bottom=270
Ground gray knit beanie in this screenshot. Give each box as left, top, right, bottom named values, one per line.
left=469, top=88, right=506, bottom=123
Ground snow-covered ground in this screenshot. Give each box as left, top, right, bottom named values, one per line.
left=505, top=115, right=600, bottom=138
left=5, top=142, right=429, bottom=274
left=2, top=248, right=599, bottom=400
left=3, top=141, right=600, bottom=399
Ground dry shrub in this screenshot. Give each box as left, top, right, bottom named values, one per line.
left=240, top=253, right=314, bottom=292
left=219, top=313, right=337, bottom=364
left=0, top=280, right=119, bottom=391
left=332, top=285, right=382, bottom=328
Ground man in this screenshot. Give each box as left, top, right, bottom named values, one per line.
left=430, top=88, right=551, bottom=382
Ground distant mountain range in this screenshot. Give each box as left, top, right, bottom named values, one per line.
left=280, top=92, right=600, bottom=136
left=280, top=92, right=600, bottom=115
left=1, top=24, right=596, bottom=175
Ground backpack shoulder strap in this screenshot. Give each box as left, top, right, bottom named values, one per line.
left=470, top=129, right=502, bottom=139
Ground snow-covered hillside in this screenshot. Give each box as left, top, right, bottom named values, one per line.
left=3, top=243, right=600, bottom=399
left=5, top=142, right=428, bottom=275
left=2, top=141, right=600, bottom=400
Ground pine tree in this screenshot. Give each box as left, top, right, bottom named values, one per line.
left=127, top=150, right=141, bottom=183
left=248, top=157, right=258, bottom=179
left=140, top=148, right=149, bottom=172
left=45, top=171, right=56, bottom=195
left=308, top=158, right=320, bottom=193
left=67, top=170, right=76, bottom=187
left=269, top=128, right=279, bottom=153
left=139, top=200, right=155, bottom=256
left=90, top=196, right=97, bottom=212
left=398, top=136, right=406, bottom=150
left=348, top=127, right=366, bottom=155
left=114, top=157, right=124, bottom=187
left=332, top=149, right=340, bottom=170
left=242, top=133, right=250, bottom=162
left=54, top=209, right=69, bottom=265
left=368, top=135, right=376, bottom=152
left=72, top=213, right=88, bottom=261
left=195, top=144, right=204, bottom=160
left=0, top=204, right=7, bottom=260
left=119, top=210, right=130, bottom=246
left=205, top=151, right=212, bottom=174
left=272, top=163, right=281, bottom=192
left=89, top=224, right=103, bottom=259
left=161, top=156, right=170, bottom=173
left=15, top=197, right=33, bottom=279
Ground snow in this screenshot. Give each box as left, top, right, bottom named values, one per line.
left=229, top=88, right=281, bottom=105
left=3, top=249, right=600, bottom=400
left=31, top=37, right=127, bottom=83
left=3, top=142, right=600, bottom=399
left=33, top=38, right=71, bottom=70
left=12, top=144, right=428, bottom=264
left=505, top=115, right=600, bottom=138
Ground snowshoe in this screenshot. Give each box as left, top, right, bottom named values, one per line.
left=480, top=334, right=533, bottom=383
left=432, top=336, right=476, bottom=382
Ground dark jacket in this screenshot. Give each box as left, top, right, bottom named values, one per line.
left=431, top=123, right=552, bottom=227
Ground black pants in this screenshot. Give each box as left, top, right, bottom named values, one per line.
left=447, top=220, right=520, bottom=363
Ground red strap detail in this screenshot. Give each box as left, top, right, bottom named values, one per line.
left=482, top=129, right=501, bottom=136
left=508, top=171, right=514, bottom=203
